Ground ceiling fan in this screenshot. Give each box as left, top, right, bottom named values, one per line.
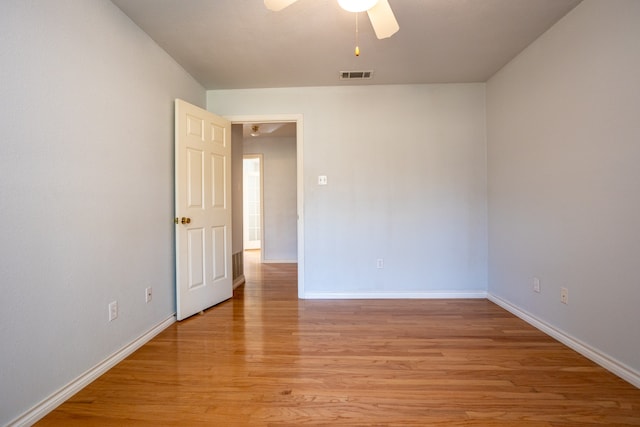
left=264, top=0, right=399, bottom=39
left=244, top=123, right=288, bottom=137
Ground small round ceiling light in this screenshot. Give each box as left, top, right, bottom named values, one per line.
left=337, top=0, right=378, bottom=13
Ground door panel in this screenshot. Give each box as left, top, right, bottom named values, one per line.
left=211, top=153, right=225, bottom=209
left=176, top=99, right=232, bottom=321
left=211, top=225, right=227, bottom=281
left=187, top=148, right=204, bottom=208
left=187, top=228, right=205, bottom=289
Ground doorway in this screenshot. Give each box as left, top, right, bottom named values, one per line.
left=243, top=155, right=263, bottom=251
left=228, top=114, right=305, bottom=298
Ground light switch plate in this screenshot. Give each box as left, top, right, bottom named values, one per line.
left=108, top=301, right=118, bottom=321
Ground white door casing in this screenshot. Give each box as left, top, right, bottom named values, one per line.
left=224, top=114, right=304, bottom=298
left=175, top=99, right=232, bottom=321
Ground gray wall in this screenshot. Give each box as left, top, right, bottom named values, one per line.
left=487, top=0, right=640, bottom=380
left=231, top=124, right=244, bottom=254
left=208, top=84, right=488, bottom=297
left=244, top=136, right=298, bottom=262
left=0, top=0, right=205, bottom=424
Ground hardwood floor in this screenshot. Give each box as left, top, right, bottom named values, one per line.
left=38, top=251, right=640, bottom=426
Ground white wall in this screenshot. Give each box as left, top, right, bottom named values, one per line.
left=208, top=84, right=487, bottom=297
left=0, top=0, right=205, bottom=424
left=244, top=136, right=298, bottom=262
left=487, top=0, right=640, bottom=381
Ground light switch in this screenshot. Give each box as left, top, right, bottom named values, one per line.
left=318, top=175, right=328, bottom=185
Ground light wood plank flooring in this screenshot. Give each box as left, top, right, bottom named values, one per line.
left=38, top=251, right=640, bottom=426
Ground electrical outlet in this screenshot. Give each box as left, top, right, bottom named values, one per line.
left=108, top=301, right=118, bottom=321
left=145, top=287, right=152, bottom=303
left=533, top=277, right=541, bottom=293
left=376, top=258, right=384, bottom=269
left=560, top=287, right=569, bottom=304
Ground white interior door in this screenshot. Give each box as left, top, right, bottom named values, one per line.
left=175, top=99, right=232, bottom=321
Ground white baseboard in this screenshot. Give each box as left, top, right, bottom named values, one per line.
left=233, top=274, right=245, bottom=289
left=9, top=315, right=176, bottom=427
left=488, top=293, right=640, bottom=389
left=261, top=259, right=297, bottom=264
left=303, top=291, right=487, bottom=299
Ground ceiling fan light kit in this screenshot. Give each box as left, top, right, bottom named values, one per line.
left=337, top=0, right=378, bottom=13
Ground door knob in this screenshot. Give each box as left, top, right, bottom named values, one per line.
left=181, top=217, right=191, bottom=224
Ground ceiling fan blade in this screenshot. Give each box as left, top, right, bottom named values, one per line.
left=259, top=123, right=285, bottom=134
left=367, top=0, right=399, bottom=39
left=264, top=0, right=299, bottom=11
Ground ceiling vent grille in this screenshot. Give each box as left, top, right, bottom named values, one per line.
left=340, top=70, right=373, bottom=80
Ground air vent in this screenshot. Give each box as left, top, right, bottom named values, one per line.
left=340, top=70, right=373, bottom=80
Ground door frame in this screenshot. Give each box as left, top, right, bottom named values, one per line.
left=226, top=114, right=304, bottom=298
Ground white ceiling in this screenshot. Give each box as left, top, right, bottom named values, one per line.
left=241, top=122, right=297, bottom=138
left=111, top=0, right=582, bottom=90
